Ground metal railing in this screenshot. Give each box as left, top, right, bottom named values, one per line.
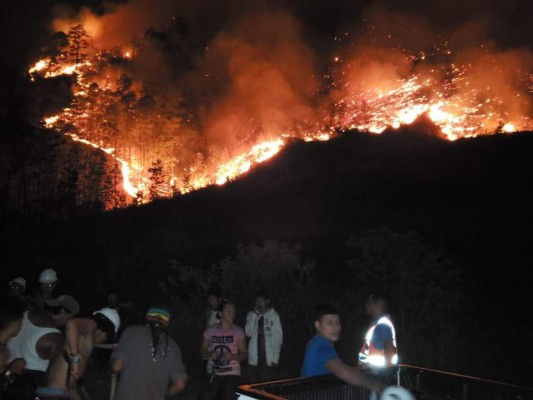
left=237, top=375, right=372, bottom=400
left=398, top=364, right=533, bottom=400
left=236, top=366, right=533, bottom=400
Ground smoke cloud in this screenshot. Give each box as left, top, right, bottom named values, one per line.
left=15, top=0, right=533, bottom=193
left=46, top=0, right=533, bottom=138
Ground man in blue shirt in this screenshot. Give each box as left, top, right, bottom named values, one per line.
left=301, top=303, right=383, bottom=395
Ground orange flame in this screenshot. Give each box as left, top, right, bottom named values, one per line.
left=29, top=23, right=533, bottom=207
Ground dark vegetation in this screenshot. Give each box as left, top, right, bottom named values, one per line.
left=1, top=106, right=533, bottom=387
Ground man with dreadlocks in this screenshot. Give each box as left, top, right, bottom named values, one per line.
left=111, top=304, right=187, bottom=400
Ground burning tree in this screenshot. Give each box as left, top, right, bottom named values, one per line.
left=25, top=5, right=533, bottom=209
left=67, top=24, right=91, bottom=67
left=147, top=159, right=166, bottom=201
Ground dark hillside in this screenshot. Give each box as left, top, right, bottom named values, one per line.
left=7, top=129, right=533, bottom=304
left=119, top=130, right=532, bottom=280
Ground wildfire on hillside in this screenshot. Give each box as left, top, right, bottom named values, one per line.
left=28, top=3, right=533, bottom=208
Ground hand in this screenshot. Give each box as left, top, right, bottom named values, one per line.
left=175, top=378, right=186, bottom=392
left=371, top=381, right=385, bottom=396
left=70, top=363, right=80, bottom=381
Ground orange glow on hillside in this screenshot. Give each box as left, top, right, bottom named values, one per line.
left=28, top=13, right=533, bottom=207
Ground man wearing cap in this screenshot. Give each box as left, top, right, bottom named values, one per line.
left=111, top=305, right=187, bottom=400
left=8, top=277, right=27, bottom=298
left=8, top=277, right=31, bottom=309
left=30, top=269, right=59, bottom=311
left=6, top=294, right=79, bottom=399
left=34, top=307, right=120, bottom=399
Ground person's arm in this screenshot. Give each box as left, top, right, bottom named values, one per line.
left=270, top=313, right=283, bottom=366
left=167, top=343, right=188, bottom=395
left=64, top=319, right=82, bottom=380
left=244, top=311, right=256, bottom=337
left=37, top=332, right=67, bottom=386
left=65, top=318, right=97, bottom=379
left=223, top=333, right=247, bottom=363
left=66, top=318, right=97, bottom=350
left=111, top=359, right=125, bottom=374
left=0, top=347, right=9, bottom=373
left=383, top=339, right=397, bottom=367
left=65, top=318, right=81, bottom=355
left=166, top=378, right=186, bottom=395
left=326, top=359, right=384, bottom=395
left=110, top=326, right=132, bottom=374
left=36, top=332, right=65, bottom=362
left=235, top=334, right=248, bottom=362
left=200, top=336, right=212, bottom=360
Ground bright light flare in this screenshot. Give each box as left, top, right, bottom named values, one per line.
left=502, top=123, right=515, bottom=132
left=336, top=68, right=533, bottom=138
left=29, top=60, right=47, bottom=74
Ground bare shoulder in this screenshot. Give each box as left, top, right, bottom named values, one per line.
left=76, top=317, right=98, bottom=334
left=36, top=331, right=65, bottom=359
left=38, top=331, right=64, bottom=346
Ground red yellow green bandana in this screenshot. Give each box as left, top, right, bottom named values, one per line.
left=146, top=307, right=170, bottom=326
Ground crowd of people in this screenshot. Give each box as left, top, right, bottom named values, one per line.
left=1, top=270, right=399, bottom=400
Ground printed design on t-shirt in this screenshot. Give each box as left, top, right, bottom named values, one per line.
left=210, top=335, right=235, bottom=373
left=210, top=335, right=234, bottom=344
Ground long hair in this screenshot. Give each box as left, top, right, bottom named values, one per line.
left=148, top=323, right=169, bottom=360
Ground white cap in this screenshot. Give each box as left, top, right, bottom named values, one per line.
left=39, top=268, right=58, bottom=284
left=93, top=307, right=120, bottom=333
left=379, top=386, right=415, bottom=400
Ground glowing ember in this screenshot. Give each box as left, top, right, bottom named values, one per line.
left=332, top=46, right=533, bottom=140
left=29, top=60, right=47, bottom=74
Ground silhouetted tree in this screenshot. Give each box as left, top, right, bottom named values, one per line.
left=148, top=159, right=165, bottom=201
left=67, top=24, right=91, bottom=67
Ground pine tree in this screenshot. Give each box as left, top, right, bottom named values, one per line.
left=67, top=24, right=91, bottom=67
left=148, top=159, right=165, bottom=201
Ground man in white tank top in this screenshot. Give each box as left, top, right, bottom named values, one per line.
left=6, top=295, right=79, bottom=398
